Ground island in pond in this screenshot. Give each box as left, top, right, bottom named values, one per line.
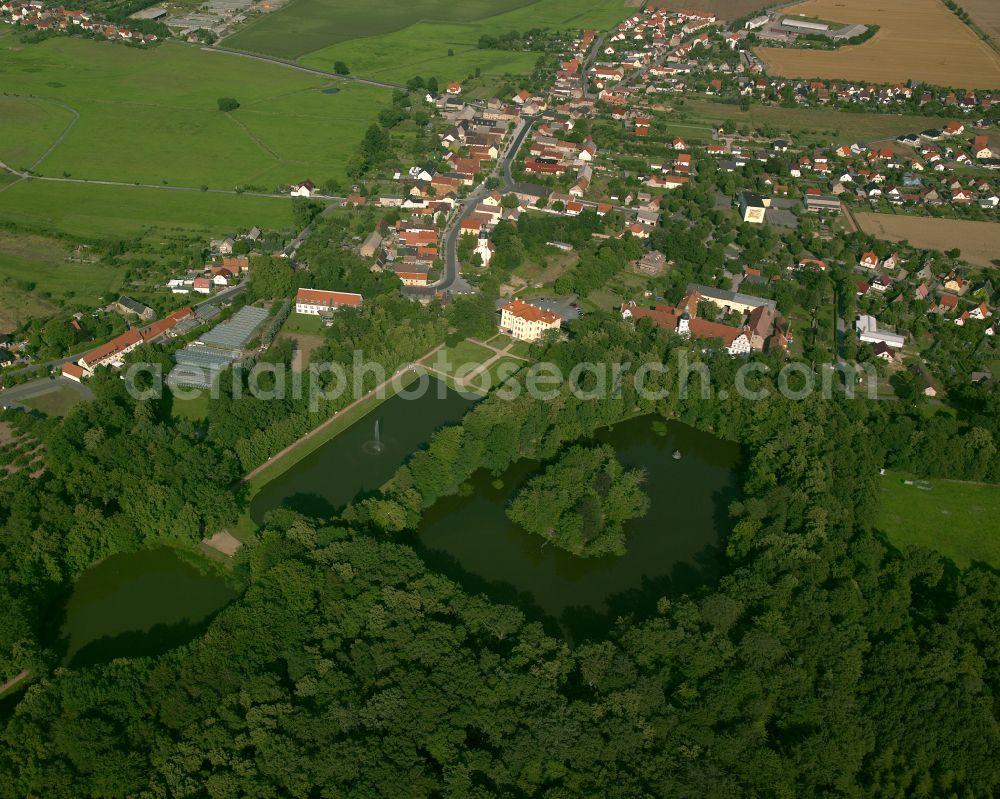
left=507, top=444, right=650, bottom=558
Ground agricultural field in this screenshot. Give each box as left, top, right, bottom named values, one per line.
left=300, top=0, right=631, bottom=84
left=650, top=0, right=775, bottom=20
left=878, top=471, right=1000, bottom=569
left=756, top=0, right=1000, bottom=90
left=957, top=0, right=1000, bottom=48
left=855, top=213, right=1000, bottom=268
left=0, top=180, right=294, bottom=239
left=677, top=98, right=948, bottom=145
left=224, top=0, right=537, bottom=59
left=0, top=232, right=126, bottom=330
left=303, top=24, right=540, bottom=87
left=0, top=32, right=391, bottom=190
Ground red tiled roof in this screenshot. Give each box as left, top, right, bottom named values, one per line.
left=296, top=288, right=363, bottom=308
left=501, top=299, right=560, bottom=325
left=688, top=318, right=743, bottom=346
left=80, top=328, right=143, bottom=368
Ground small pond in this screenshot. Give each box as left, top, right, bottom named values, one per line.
left=60, top=547, right=237, bottom=667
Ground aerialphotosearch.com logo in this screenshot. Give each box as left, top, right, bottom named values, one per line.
left=123, top=350, right=880, bottom=410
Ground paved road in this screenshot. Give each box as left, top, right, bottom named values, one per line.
left=201, top=45, right=406, bottom=91
left=408, top=114, right=539, bottom=298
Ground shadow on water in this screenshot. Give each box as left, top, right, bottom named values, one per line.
left=411, top=541, right=565, bottom=640
left=55, top=547, right=238, bottom=668
left=67, top=615, right=222, bottom=669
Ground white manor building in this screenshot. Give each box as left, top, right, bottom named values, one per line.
left=295, top=288, right=363, bottom=315
left=500, top=299, right=562, bottom=341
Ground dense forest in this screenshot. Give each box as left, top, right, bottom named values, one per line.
left=1, top=308, right=999, bottom=795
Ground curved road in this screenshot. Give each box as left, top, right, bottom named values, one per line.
left=410, top=114, right=538, bottom=298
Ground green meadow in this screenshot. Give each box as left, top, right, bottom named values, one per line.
left=302, top=0, right=630, bottom=84
left=0, top=180, right=294, bottom=238
left=878, top=472, right=1000, bottom=570
left=0, top=33, right=391, bottom=189
left=225, top=0, right=539, bottom=59
left=0, top=96, right=77, bottom=171
left=0, top=231, right=127, bottom=328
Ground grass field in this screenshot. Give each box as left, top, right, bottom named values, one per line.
left=0, top=96, right=77, bottom=171
left=19, top=385, right=84, bottom=416
left=756, top=0, right=1000, bottom=90
left=280, top=313, right=327, bottom=335
left=856, top=213, right=1000, bottom=268
left=649, top=0, right=775, bottom=19
left=0, top=180, right=294, bottom=238
left=171, top=391, right=211, bottom=422
left=678, top=98, right=950, bottom=145
left=477, top=355, right=524, bottom=390
left=225, top=0, right=538, bottom=59
left=878, top=472, right=1000, bottom=569
left=426, top=340, right=494, bottom=379
left=0, top=33, right=391, bottom=190
left=0, top=232, right=126, bottom=328
left=304, top=24, right=540, bottom=86
left=301, top=0, right=630, bottom=84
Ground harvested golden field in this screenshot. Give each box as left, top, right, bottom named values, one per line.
left=650, top=0, right=774, bottom=19
left=957, top=0, right=1000, bottom=47
left=856, top=213, right=1000, bottom=268
left=757, top=0, right=1000, bottom=90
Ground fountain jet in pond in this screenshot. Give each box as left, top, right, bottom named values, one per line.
left=364, top=419, right=384, bottom=455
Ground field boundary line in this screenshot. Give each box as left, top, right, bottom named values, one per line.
left=224, top=113, right=282, bottom=161
left=27, top=97, right=81, bottom=171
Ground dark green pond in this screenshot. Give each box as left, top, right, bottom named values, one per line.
left=60, top=548, right=237, bottom=667
left=250, top=379, right=476, bottom=523
left=414, top=417, right=740, bottom=640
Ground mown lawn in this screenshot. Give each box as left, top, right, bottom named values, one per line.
left=878, top=471, right=1000, bottom=569
left=19, top=385, right=84, bottom=417
left=171, top=390, right=212, bottom=423
left=426, top=340, right=494, bottom=379
left=281, top=313, right=328, bottom=336
left=0, top=33, right=391, bottom=190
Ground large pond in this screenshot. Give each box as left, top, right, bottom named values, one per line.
left=250, top=379, right=476, bottom=522
left=60, top=547, right=237, bottom=667
left=414, top=416, right=740, bottom=641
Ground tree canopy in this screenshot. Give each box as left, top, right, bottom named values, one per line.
left=507, top=444, right=649, bottom=557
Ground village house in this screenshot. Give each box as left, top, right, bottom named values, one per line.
left=738, top=191, right=766, bottom=224
left=111, top=296, right=155, bottom=322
